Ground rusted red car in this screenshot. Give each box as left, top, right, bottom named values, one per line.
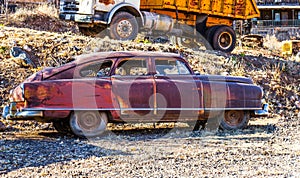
left=2, top=51, right=268, bottom=137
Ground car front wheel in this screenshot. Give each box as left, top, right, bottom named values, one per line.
left=219, top=110, right=250, bottom=130
left=69, top=111, right=108, bottom=138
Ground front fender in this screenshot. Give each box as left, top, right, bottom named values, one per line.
left=107, top=2, right=144, bottom=26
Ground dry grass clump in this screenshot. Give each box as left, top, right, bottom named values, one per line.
left=11, top=4, right=58, bottom=20
left=263, top=35, right=282, bottom=54
left=2, top=4, right=78, bottom=33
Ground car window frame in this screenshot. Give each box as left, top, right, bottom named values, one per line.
left=153, top=57, right=192, bottom=75
left=112, top=57, right=151, bottom=76
left=78, top=59, right=115, bottom=78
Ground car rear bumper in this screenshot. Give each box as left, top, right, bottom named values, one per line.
left=2, top=105, right=43, bottom=120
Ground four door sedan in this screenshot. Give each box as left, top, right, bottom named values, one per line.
left=2, top=51, right=268, bottom=137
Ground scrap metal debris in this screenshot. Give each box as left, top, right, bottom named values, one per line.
left=10, top=46, right=37, bottom=68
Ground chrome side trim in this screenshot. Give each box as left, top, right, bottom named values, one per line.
left=23, top=107, right=262, bottom=111
left=6, top=110, right=43, bottom=120
left=15, top=111, right=43, bottom=118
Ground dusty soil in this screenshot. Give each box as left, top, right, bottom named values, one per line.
left=0, top=7, right=299, bottom=177
left=2, top=116, right=300, bottom=177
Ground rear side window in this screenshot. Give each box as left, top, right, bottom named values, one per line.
left=155, top=58, right=191, bottom=75
left=114, top=58, right=149, bottom=76
left=80, top=60, right=113, bottom=77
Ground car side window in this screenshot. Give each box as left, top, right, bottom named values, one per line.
left=80, top=60, right=113, bottom=77
left=155, top=58, right=191, bottom=75
left=114, top=58, right=148, bottom=76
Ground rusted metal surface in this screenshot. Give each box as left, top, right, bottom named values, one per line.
left=140, top=0, right=260, bottom=21
left=6, top=51, right=264, bottom=122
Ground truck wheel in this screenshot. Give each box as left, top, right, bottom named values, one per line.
left=219, top=110, right=249, bottom=130
left=212, top=26, right=236, bottom=53
left=109, top=12, right=138, bottom=40
left=69, top=111, right=108, bottom=138
left=205, top=26, right=219, bottom=44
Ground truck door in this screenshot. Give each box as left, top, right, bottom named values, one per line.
left=111, top=57, right=154, bottom=122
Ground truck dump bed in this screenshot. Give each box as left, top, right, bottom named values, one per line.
left=140, top=0, right=260, bottom=20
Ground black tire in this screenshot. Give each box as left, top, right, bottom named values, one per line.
left=211, top=26, right=236, bottom=53
left=205, top=26, right=219, bottom=45
left=69, top=111, right=108, bottom=138
left=219, top=110, right=250, bottom=130
left=109, top=11, right=138, bottom=40
left=53, top=120, right=72, bottom=134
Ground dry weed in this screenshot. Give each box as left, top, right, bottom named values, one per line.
left=10, top=4, right=58, bottom=21
left=2, top=4, right=76, bottom=33
left=263, top=35, right=282, bottom=53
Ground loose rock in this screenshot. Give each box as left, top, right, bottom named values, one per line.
left=0, top=121, right=5, bottom=131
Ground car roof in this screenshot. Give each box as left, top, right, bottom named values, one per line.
left=74, top=51, right=182, bottom=63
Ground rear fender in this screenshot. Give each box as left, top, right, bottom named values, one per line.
left=23, top=79, right=114, bottom=110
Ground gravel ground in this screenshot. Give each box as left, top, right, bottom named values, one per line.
left=1, top=113, right=300, bottom=177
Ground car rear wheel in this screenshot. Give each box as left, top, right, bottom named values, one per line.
left=69, top=111, right=108, bottom=138
left=219, top=110, right=250, bottom=130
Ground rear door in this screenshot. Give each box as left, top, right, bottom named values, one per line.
left=111, top=57, right=155, bottom=121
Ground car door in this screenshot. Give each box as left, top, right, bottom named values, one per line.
left=111, top=57, right=155, bottom=121
left=153, top=57, right=203, bottom=121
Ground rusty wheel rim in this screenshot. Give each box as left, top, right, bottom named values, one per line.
left=224, top=110, right=244, bottom=127
left=218, top=31, right=232, bottom=50
left=77, top=112, right=101, bottom=132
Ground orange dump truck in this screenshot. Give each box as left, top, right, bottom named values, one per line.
left=59, top=0, right=260, bottom=52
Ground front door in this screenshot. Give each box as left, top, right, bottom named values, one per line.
left=153, top=57, right=203, bottom=122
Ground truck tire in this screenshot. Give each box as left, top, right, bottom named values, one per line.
left=69, top=111, right=108, bottom=138
left=211, top=26, right=236, bottom=53
left=205, top=26, right=219, bottom=45
left=109, top=12, right=138, bottom=40
left=219, top=110, right=250, bottom=130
